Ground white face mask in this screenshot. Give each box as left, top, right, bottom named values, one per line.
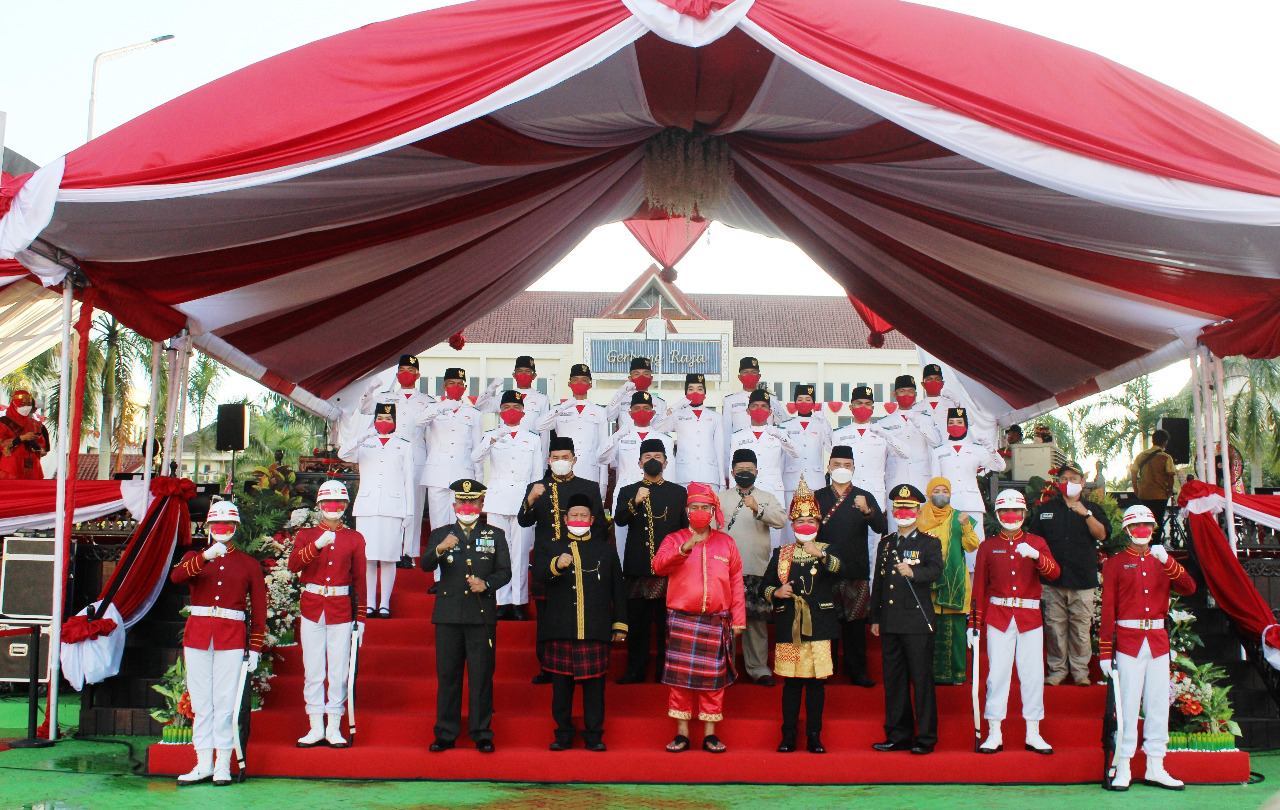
left=456, top=511, right=480, bottom=525
left=567, top=524, right=590, bottom=537
left=209, top=529, right=236, bottom=544
left=549, top=459, right=574, bottom=477
left=15, top=405, right=32, bottom=417
left=829, top=467, right=853, bottom=485
left=894, top=516, right=916, bottom=530
left=999, top=516, right=1025, bottom=531
left=1127, top=527, right=1154, bottom=545
left=1062, top=481, right=1083, bottom=499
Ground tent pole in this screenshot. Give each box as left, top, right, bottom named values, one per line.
left=1213, top=354, right=1238, bottom=551
left=1198, top=345, right=1217, bottom=486
left=142, top=340, right=161, bottom=493
left=1188, top=351, right=1206, bottom=482
left=172, top=340, right=192, bottom=476
left=160, top=338, right=181, bottom=473
left=46, top=280, right=74, bottom=740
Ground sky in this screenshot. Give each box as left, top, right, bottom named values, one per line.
left=4, top=0, right=1273, bottom=467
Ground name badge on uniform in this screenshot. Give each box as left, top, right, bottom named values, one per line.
left=1123, top=563, right=1137, bottom=570
left=992, top=549, right=1006, bottom=554
left=1040, top=512, right=1054, bottom=520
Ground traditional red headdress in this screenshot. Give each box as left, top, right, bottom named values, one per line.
left=685, top=482, right=724, bottom=528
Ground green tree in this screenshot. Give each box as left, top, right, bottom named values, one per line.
left=186, top=351, right=225, bottom=482
left=1082, top=376, right=1179, bottom=468
left=94, top=316, right=151, bottom=479
left=1222, top=357, right=1280, bottom=490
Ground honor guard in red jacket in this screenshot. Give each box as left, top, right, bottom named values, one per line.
left=972, top=489, right=1060, bottom=754
left=288, top=480, right=367, bottom=748
left=170, top=500, right=267, bottom=786
left=0, top=389, right=50, bottom=479
left=1099, top=504, right=1196, bottom=791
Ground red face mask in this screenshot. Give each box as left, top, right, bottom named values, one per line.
left=922, top=380, right=944, bottom=397
left=566, top=520, right=592, bottom=529
left=796, top=402, right=815, bottom=416
left=687, top=392, right=706, bottom=406
left=946, top=425, right=967, bottom=438
left=514, top=372, right=535, bottom=389
left=208, top=521, right=237, bottom=536
left=631, top=409, right=655, bottom=427
left=748, top=406, right=771, bottom=424
left=739, top=373, right=761, bottom=389
left=851, top=406, right=873, bottom=423
left=374, top=420, right=395, bottom=434
left=499, top=409, right=524, bottom=426
left=569, top=382, right=591, bottom=396
left=632, top=374, right=652, bottom=391
left=896, top=394, right=916, bottom=409
left=688, top=510, right=713, bottom=530
left=893, top=508, right=918, bottom=522
left=320, top=503, right=346, bottom=517
left=444, top=383, right=465, bottom=400
left=1128, top=525, right=1154, bottom=540
left=455, top=503, right=481, bottom=517
left=396, top=371, right=418, bottom=388
left=793, top=524, right=819, bottom=539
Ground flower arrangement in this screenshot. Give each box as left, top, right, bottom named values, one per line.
left=151, top=657, right=195, bottom=742
left=1165, top=599, right=1240, bottom=750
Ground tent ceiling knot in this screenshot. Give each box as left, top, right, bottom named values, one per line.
left=659, top=266, right=679, bottom=283
left=643, top=127, right=733, bottom=220
left=652, top=0, right=731, bottom=20
left=867, top=331, right=885, bottom=349
left=448, top=331, right=466, bottom=352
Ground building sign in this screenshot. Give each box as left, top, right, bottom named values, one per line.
left=589, top=338, right=723, bottom=376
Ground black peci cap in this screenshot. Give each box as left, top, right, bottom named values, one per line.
left=515, top=356, right=536, bottom=371
left=630, top=356, right=652, bottom=371
left=444, top=367, right=466, bottom=381
left=894, top=374, right=915, bottom=390
left=748, top=389, right=770, bottom=404
left=732, top=448, right=758, bottom=466
left=923, top=363, right=942, bottom=378
left=631, top=391, right=653, bottom=407
left=570, top=363, right=591, bottom=378
left=850, top=385, right=873, bottom=402
left=794, top=383, right=816, bottom=399
left=830, top=445, right=853, bottom=460
left=398, top=355, right=420, bottom=369
left=501, top=390, right=525, bottom=406
left=739, top=357, right=760, bottom=372
left=639, top=438, right=666, bottom=456
left=549, top=436, right=575, bottom=454
left=374, top=402, right=396, bottom=418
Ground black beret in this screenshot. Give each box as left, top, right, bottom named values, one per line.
left=630, top=356, right=652, bottom=371
left=830, top=445, right=853, bottom=460
left=500, top=390, right=524, bottom=406
left=894, top=375, right=915, bottom=390
left=631, top=391, right=653, bottom=407
left=570, top=363, right=591, bottom=378
left=639, top=438, right=667, bottom=456
left=549, top=436, right=575, bottom=454
left=515, top=356, right=536, bottom=370
left=398, top=355, right=420, bottom=369
left=732, top=448, right=758, bottom=466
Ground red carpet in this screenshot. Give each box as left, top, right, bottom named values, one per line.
left=148, top=568, right=1249, bottom=783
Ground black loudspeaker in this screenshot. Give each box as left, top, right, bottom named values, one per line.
left=0, top=621, right=50, bottom=683
left=1160, top=417, right=1191, bottom=465
left=1112, top=491, right=1140, bottom=512
left=215, top=404, right=250, bottom=451
left=0, top=538, right=55, bottom=618
left=187, top=484, right=220, bottom=522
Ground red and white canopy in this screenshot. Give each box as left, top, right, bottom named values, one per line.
left=5, top=0, right=1280, bottom=424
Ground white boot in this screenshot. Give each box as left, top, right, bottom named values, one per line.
left=177, top=748, right=213, bottom=785
left=297, top=714, right=325, bottom=747
left=213, top=748, right=233, bottom=786
left=325, top=713, right=349, bottom=748
left=1144, top=755, right=1185, bottom=790
left=1110, top=756, right=1131, bottom=790
left=978, top=720, right=1002, bottom=753
left=1024, top=720, right=1053, bottom=754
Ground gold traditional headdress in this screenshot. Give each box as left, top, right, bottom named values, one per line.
left=788, top=475, right=820, bottom=521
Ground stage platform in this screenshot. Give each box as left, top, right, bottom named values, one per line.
left=148, top=567, right=1250, bottom=784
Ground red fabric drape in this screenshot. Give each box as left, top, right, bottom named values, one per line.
left=1178, top=480, right=1275, bottom=640
left=0, top=480, right=128, bottom=519
left=94, top=477, right=196, bottom=623
left=623, top=217, right=708, bottom=270
left=1200, top=301, right=1280, bottom=359
left=847, top=293, right=894, bottom=348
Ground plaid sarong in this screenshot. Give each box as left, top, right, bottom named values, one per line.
left=834, top=578, right=871, bottom=621
left=661, top=609, right=736, bottom=691
left=543, top=639, right=611, bottom=680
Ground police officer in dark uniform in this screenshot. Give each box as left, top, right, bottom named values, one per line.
left=421, top=479, right=512, bottom=753
left=869, top=484, right=943, bottom=755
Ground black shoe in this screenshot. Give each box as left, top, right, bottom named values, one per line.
left=910, top=744, right=934, bottom=755
left=427, top=583, right=439, bottom=595
left=363, top=609, right=378, bottom=620
left=872, top=741, right=910, bottom=752
left=616, top=672, right=645, bottom=685
left=397, top=554, right=415, bottom=569
left=585, top=740, right=607, bottom=752
left=777, top=735, right=797, bottom=753
left=511, top=605, right=528, bottom=621
left=549, top=739, right=572, bottom=752
left=806, top=734, right=826, bottom=753
left=754, top=675, right=776, bottom=687
left=429, top=739, right=455, bottom=752
left=849, top=675, right=876, bottom=688
left=531, top=671, right=553, bottom=685
left=377, top=607, right=391, bottom=619
left=495, top=606, right=512, bottom=620
left=477, top=740, right=495, bottom=753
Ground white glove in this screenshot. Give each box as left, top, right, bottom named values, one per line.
left=202, top=541, right=228, bottom=561
left=402, top=516, right=414, bottom=530
left=673, top=396, right=691, bottom=410
left=485, top=378, right=502, bottom=395
left=247, top=651, right=260, bottom=671
left=316, top=531, right=337, bottom=549
left=1100, top=659, right=1113, bottom=679
left=966, top=628, right=980, bottom=648
left=1015, top=542, right=1039, bottom=560
left=1151, top=545, right=1169, bottom=564
left=356, top=622, right=366, bottom=646
left=621, top=380, right=636, bottom=393
left=363, top=378, right=382, bottom=396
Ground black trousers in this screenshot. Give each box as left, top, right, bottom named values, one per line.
left=1142, top=498, right=1170, bottom=544
left=781, top=677, right=826, bottom=737
left=880, top=631, right=937, bottom=748
left=551, top=673, right=606, bottom=744
left=838, top=618, right=869, bottom=678
left=434, top=623, right=496, bottom=743
left=624, top=597, right=667, bottom=678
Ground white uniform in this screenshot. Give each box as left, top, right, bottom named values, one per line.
left=728, top=425, right=798, bottom=548
left=832, top=422, right=908, bottom=574
left=721, top=389, right=787, bottom=467
left=420, top=400, right=484, bottom=530
left=654, top=398, right=725, bottom=488
left=477, top=381, right=551, bottom=456
left=929, top=438, right=1006, bottom=567
left=536, top=399, right=609, bottom=499
left=606, top=382, right=666, bottom=433
left=598, top=428, right=675, bottom=559
left=779, top=413, right=833, bottom=541
left=339, top=431, right=415, bottom=562
left=359, top=386, right=436, bottom=557
left=877, top=408, right=942, bottom=500
left=912, top=387, right=963, bottom=437
left=473, top=427, right=542, bottom=605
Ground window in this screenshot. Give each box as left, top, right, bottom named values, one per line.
left=434, top=376, right=444, bottom=396
left=874, top=383, right=884, bottom=403
left=470, top=376, right=480, bottom=395
left=537, top=378, right=548, bottom=395
left=836, top=416, right=852, bottom=428
left=773, top=381, right=784, bottom=399
left=824, top=382, right=834, bottom=402
left=840, top=383, right=850, bottom=402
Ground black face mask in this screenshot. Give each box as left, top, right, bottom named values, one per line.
left=734, top=470, right=757, bottom=488
left=642, top=459, right=664, bottom=477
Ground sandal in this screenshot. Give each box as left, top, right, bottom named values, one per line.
left=665, top=735, right=690, bottom=753
left=702, top=734, right=726, bottom=754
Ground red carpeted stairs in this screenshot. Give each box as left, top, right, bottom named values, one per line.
left=149, top=568, right=1248, bottom=783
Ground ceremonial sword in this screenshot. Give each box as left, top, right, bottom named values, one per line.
left=231, top=653, right=252, bottom=782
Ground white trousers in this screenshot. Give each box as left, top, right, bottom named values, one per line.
left=984, top=620, right=1044, bottom=721
left=405, top=480, right=426, bottom=557
left=185, top=643, right=242, bottom=751
left=611, top=488, right=629, bottom=561
left=427, top=486, right=457, bottom=531
left=488, top=513, right=532, bottom=605
left=300, top=616, right=353, bottom=715
left=1118, top=642, right=1170, bottom=758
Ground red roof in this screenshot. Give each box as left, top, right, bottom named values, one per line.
left=75, top=453, right=143, bottom=481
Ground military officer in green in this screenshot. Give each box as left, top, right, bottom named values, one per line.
left=870, top=484, right=943, bottom=755
left=421, top=479, right=512, bottom=753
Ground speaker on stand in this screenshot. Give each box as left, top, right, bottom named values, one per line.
left=216, top=404, right=250, bottom=495
left=1160, top=417, right=1191, bottom=465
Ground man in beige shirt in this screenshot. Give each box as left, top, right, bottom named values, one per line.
left=719, top=449, right=787, bottom=685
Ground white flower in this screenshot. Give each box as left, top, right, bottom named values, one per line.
left=1169, top=609, right=1194, bottom=624
left=286, top=508, right=311, bottom=528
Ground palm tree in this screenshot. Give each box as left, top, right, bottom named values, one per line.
left=1082, top=376, right=1181, bottom=467
left=186, top=351, right=225, bottom=482
left=94, top=316, right=152, bottom=479
left=1222, top=357, right=1280, bottom=490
